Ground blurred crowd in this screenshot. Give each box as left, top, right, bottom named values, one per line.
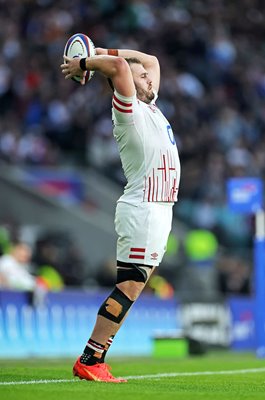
left=1, top=0, right=264, bottom=295
left=0, top=222, right=91, bottom=302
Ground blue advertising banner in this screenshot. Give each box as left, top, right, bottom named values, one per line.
left=227, top=178, right=265, bottom=357
left=22, top=169, right=85, bottom=205
left=0, top=289, right=180, bottom=358
left=227, top=178, right=263, bottom=214
left=0, top=290, right=261, bottom=357
left=228, top=297, right=255, bottom=350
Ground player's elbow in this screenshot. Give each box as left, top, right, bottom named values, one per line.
left=112, top=57, right=130, bottom=77
left=148, top=55, right=159, bottom=69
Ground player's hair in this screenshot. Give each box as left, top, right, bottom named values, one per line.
left=107, top=58, right=143, bottom=92
left=124, top=57, right=142, bottom=66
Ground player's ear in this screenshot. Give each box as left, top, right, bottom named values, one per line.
left=107, top=78, right=114, bottom=92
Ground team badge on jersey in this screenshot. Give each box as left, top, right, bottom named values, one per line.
left=167, top=125, right=176, bottom=145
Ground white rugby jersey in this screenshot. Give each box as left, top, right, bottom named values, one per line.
left=112, top=90, right=181, bottom=205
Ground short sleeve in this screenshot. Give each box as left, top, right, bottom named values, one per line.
left=112, top=90, right=137, bottom=124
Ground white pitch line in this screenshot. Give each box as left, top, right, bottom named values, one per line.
left=1, top=367, right=265, bottom=386
left=0, top=379, right=77, bottom=386
left=124, top=367, right=265, bottom=380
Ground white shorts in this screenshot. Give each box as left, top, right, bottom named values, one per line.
left=114, top=201, right=173, bottom=267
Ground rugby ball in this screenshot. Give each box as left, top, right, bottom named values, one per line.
left=64, top=33, right=95, bottom=83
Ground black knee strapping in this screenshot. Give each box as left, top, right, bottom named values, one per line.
left=98, top=287, right=133, bottom=323
left=116, top=261, right=153, bottom=284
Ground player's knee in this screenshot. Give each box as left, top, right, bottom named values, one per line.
left=98, top=263, right=154, bottom=322
left=117, top=280, right=145, bottom=301
left=115, top=261, right=154, bottom=300
left=98, top=287, right=133, bottom=324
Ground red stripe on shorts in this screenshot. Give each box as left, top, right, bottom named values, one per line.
left=129, top=254, right=145, bottom=259
left=130, top=248, right=145, bottom=252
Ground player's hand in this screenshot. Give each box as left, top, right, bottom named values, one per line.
left=60, top=55, right=86, bottom=85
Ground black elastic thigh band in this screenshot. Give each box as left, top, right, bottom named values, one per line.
left=116, top=260, right=153, bottom=284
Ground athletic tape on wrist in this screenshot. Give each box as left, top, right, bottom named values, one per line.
left=108, top=49, right=118, bottom=56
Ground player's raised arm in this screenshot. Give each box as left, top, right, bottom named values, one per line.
left=96, top=47, right=160, bottom=93
left=61, top=54, right=135, bottom=97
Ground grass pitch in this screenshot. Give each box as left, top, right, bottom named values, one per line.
left=0, top=352, right=265, bottom=400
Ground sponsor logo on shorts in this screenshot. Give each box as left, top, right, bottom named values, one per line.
left=151, top=252, right=158, bottom=260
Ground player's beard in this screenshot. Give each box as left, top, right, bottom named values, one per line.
left=136, top=86, right=155, bottom=104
